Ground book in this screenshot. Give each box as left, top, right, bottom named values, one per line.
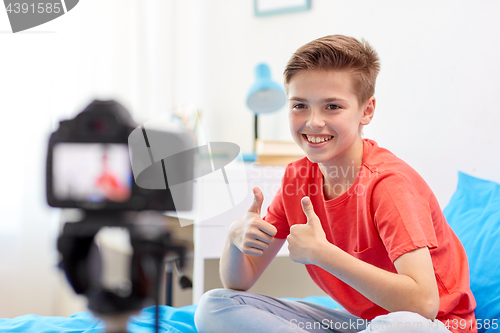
left=255, top=154, right=303, bottom=166
left=255, top=139, right=304, bottom=156
left=254, top=139, right=304, bottom=166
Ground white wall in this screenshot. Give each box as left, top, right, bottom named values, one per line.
left=1, top=0, right=499, bottom=318
left=195, top=0, right=500, bottom=207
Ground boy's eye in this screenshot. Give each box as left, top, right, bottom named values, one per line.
left=292, top=104, right=307, bottom=109
left=326, top=104, right=340, bottom=110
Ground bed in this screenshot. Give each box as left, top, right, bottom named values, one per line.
left=1, top=172, right=499, bottom=333
left=0, top=296, right=342, bottom=333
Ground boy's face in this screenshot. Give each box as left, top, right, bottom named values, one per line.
left=287, top=69, right=374, bottom=166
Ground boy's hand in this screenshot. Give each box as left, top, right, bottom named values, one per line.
left=287, top=196, right=329, bottom=265
left=228, top=187, right=278, bottom=256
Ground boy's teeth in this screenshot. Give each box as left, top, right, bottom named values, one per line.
left=306, top=135, right=333, bottom=143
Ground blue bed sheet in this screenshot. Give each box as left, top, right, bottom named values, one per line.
left=0, top=305, right=197, bottom=333
left=0, top=297, right=341, bottom=333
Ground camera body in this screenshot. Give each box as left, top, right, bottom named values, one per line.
left=46, top=99, right=193, bottom=212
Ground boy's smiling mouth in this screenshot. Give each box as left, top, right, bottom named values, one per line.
left=302, top=134, right=334, bottom=144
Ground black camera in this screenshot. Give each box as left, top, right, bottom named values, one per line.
left=46, top=100, right=195, bottom=332
left=46, top=99, right=194, bottom=212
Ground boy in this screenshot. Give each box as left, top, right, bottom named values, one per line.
left=194, top=35, right=476, bottom=333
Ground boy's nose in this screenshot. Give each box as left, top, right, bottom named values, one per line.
left=306, top=110, right=326, bottom=129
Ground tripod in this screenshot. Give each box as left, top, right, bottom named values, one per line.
left=57, top=211, right=187, bottom=333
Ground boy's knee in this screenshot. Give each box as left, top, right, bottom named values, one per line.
left=202, top=288, right=240, bottom=299
left=194, top=288, right=242, bottom=332
left=197, top=288, right=241, bottom=309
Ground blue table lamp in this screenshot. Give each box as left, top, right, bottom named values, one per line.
left=246, top=63, right=287, bottom=156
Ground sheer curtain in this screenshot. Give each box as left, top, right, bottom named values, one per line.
left=0, top=0, right=201, bottom=317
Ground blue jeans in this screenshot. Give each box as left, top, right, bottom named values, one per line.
left=194, top=289, right=452, bottom=333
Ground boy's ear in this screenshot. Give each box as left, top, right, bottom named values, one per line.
left=360, top=96, right=376, bottom=125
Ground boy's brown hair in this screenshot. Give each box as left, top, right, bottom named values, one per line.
left=284, top=35, right=380, bottom=105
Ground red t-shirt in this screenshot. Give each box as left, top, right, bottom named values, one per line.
left=264, top=139, right=477, bottom=332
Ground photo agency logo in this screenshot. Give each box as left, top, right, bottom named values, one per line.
left=128, top=108, right=249, bottom=227
left=3, top=0, right=79, bottom=33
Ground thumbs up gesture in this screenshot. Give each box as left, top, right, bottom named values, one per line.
left=228, top=187, right=278, bottom=256
left=287, top=196, right=328, bottom=265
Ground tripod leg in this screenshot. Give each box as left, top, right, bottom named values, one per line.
left=166, top=262, right=173, bottom=306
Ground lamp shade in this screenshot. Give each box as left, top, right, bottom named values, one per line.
left=246, top=63, right=287, bottom=114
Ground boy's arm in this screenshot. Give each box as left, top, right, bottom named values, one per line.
left=220, top=187, right=286, bottom=291
left=288, top=197, right=440, bottom=320
left=220, top=235, right=285, bottom=291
